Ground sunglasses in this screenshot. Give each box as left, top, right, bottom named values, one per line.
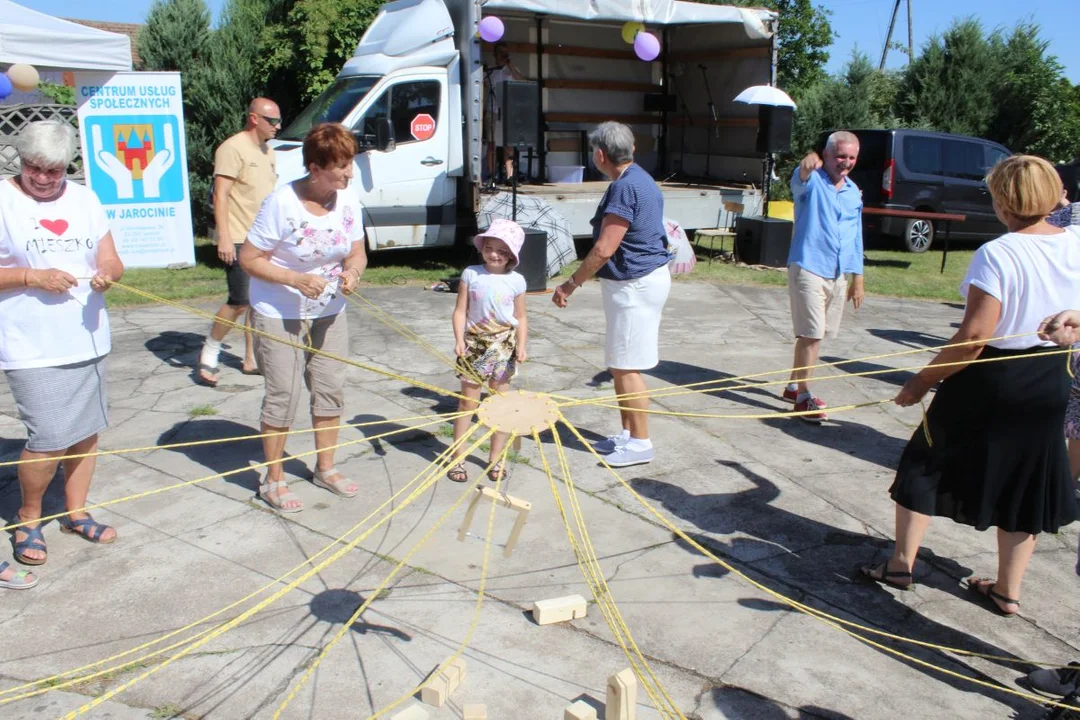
left=258, top=114, right=282, bottom=127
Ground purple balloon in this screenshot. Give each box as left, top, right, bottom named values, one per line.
left=479, top=16, right=505, bottom=43
left=634, top=31, right=661, bottom=62
left=0, top=74, right=11, bottom=100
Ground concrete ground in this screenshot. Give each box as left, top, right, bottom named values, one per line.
left=0, top=279, right=1078, bottom=720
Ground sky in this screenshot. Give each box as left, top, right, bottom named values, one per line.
left=17, top=0, right=1080, bottom=83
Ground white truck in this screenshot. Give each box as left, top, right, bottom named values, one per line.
left=271, top=0, right=777, bottom=253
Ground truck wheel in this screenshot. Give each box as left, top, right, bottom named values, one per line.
left=903, top=218, right=934, bottom=253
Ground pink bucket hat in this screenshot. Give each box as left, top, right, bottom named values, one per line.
left=474, top=218, right=525, bottom=268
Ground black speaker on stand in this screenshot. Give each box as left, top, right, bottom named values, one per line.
left=500, top=80, right=538, bottom=222
left=735, top=216, right=793, bottom=268
left=754, top=105, right=793, bottom=218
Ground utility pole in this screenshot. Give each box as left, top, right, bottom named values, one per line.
left=879, top=0, right=902, bottom=71
left=907, top=0, right=914, bottom=63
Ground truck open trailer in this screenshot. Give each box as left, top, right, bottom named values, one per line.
left=272, top=0, right=778, bottom=253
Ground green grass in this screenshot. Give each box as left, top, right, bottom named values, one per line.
left=188, top=404, right=218, bottom=417
left=103, top=234, right=971, bottom=310
left=148, top=704, right=186, bottom=720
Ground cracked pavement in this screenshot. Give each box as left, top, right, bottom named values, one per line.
left=0, top=281, right=1077, bottom=719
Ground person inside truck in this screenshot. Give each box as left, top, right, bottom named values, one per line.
left=784, top=130, right=865, bottom=423
left=484, top=42, right=524, bottom=184
left=859, top=155, right=1080, bottom=619
left=552, top=121, right=671, bottom=469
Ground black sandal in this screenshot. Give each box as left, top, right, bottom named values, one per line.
left=856, top=562, right=913, bottom=591
left=966, top=578, right=1019, bottom=618
left=446, top=463, right=469, bottom=483
left=487, top=463, right=507, bottom=482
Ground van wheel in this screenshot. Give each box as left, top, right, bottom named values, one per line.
left=903, top=218, right=934, bottom=253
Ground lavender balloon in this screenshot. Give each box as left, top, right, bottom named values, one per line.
left=479, top=16, right=505, bottom=43
left=633, top=31, right=661, bottom=62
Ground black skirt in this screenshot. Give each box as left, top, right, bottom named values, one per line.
left=890, top=345, right=1079, bottom=535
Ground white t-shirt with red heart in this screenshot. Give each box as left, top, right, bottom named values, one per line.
left=0, top=179, right=112, bottom=370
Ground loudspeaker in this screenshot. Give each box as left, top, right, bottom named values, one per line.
left=517, top=229, right=548, bottom=292
left=502, top=80, right=539, bottom=149
left=735, top=216, right=793, bottom=268
left=756, top=105, right=793, bottom=154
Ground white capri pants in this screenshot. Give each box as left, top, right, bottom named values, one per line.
left=601, top=264, right=671, bottom=371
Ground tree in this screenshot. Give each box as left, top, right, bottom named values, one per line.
left=137, top=0, right=211, bottom=74
left=896, top=19, right=996, bottom=137
left=260, top=0, right=384, bottom=120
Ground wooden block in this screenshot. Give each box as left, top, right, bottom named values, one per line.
left=564, top=699, right=598, bottom=720
left=419, top=657, right=467, bottom=707
left=532, top=594, right=588, bottom=625
left=390, top=704, right=429, bottom=720
left=463, top=703, right=488, bottom=720
left=606, top=668, right=637, bottom=720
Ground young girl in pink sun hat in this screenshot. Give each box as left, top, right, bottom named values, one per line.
left=447, top=218, right=529, bottom=483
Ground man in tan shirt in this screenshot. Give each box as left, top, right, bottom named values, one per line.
left=198, top=98, right=280, bottom=386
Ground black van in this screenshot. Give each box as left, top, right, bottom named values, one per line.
left=817, top=129, right=1011, bottom=252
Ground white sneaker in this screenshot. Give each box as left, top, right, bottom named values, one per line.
left=592, top=433, right=629, bottom=455
left=600, top=445, right=654, bottom=468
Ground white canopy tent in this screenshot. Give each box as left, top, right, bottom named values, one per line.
left=0, top=0, right=133, bottom=72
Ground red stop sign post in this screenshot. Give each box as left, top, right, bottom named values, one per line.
left=410, top=113, right=436, bottom=142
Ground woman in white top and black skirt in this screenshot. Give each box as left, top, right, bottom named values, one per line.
left=859, top=155, right=1080, bottom=617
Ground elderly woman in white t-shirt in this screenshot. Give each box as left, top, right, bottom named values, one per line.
left=859, top=155, right=1080, bottom=618
left=0, top=120, right=124, bottom=580
left=239, top=123, right=367, bottom=513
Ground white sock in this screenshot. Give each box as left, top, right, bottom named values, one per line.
left=625, top=437, right=652, bottom=451
left=200, top=338, right=222, bottom=368
left=786, top=382, right=798, bottom=393
left=616, top=429, right=630, bottom=443
left=796, top=391, right=812, bottom=403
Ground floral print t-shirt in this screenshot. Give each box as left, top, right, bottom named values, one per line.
left=247, top=183, right=365, bottom=319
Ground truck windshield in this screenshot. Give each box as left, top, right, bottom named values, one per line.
left=279, top=76, right=380, bottom=141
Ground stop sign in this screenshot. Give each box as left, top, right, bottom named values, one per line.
left=410, top=113, right=436, bottom=141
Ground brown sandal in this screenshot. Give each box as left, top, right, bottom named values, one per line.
left=487, top=462, right=507, bottom=482
left=446, top=463, right=469, bottom=483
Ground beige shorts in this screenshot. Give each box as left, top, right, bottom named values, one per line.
left=788, top=264, right=848, bottom=340
left=253, top=311, right=349, bottom=427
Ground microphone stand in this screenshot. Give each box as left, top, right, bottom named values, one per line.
left=699, top=63, right=720, bottom=180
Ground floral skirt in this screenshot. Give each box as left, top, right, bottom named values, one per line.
left=456, top=323, right=517, bottom=386
left=1065, top=349, right=1080, bottom=440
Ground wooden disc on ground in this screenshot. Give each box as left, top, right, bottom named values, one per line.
left=476, top=390, right=558, bottom=435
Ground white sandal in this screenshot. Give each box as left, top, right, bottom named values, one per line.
left=313, top=468, right=359, bottom=498
left=258, top=478, right=304, bottom=513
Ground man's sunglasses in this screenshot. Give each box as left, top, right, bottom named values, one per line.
left=258, top=114, right=282, bottom=126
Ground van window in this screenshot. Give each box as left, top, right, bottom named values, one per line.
left=903, top=136, right=942, bottom=175
left=944, top=140, right=986, bottom=181
left=279, top=76, right=380, bottom=142
left=353, top=80, right=441, bottom=146
left=985, top=146, right=1009, bottom=173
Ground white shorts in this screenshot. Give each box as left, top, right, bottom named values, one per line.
left=601, top=265, right=671, bottom=371
left=788, top=263, right=848, bottom=340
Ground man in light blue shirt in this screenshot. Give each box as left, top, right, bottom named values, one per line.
left=783, top=131, right=864, bottom=423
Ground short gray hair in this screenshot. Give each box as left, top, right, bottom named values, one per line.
left=589, top=121, right=635, bottom=164
left=18, top=120, right=77, bottom=169
left=825, top=130, right=859, bottom=154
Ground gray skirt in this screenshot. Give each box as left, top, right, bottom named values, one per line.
left=4, top=356, right=109, bottom=452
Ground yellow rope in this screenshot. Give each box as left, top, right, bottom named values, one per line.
left=0, top=411, right=465, bottom=468
left=272, top=434, right=505, bottom=719
left=365, top=441, right=510, bottom=720
left=555, top=332, right=1045, bottom=407
left=61, top=427, right=497, bottom=720
left=105, top=280, right=469, bottom=402
left=560, top=421, right=1080, bottom=710
left=547, top=427, right=685, bottom=719
left=1, top=414, right=464, bottom=532
left=0, top=427, right=481, bottom=705
left=567, top=348, right=1074, bottom=419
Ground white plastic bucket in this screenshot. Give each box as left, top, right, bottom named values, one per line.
left=548, top=165, right=584, bottom=183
